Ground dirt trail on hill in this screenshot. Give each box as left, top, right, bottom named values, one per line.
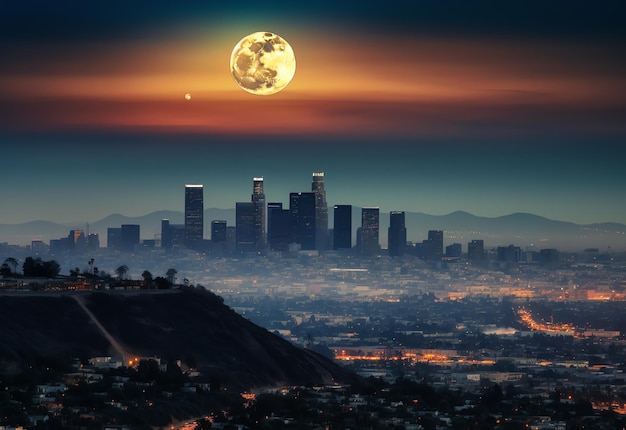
left=72, top=294, right=132, bottom=361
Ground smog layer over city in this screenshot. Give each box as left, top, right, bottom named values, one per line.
left=1, top=1, right=626, bottom=429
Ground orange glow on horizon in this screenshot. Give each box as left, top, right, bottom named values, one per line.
left=1, top=32, right=624, bottom=136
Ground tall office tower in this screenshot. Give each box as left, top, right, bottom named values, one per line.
left=169, top=224, right=186, bottom=248
left=251, top=177, right=266, bottom=251
left=68, top=229, right=86, bottom=252
left=467, top=239, right=485, bottom=264
left=107, top=227, right=122, bottom=250
left=311, top=172, right=328, bottom=251
left=211, top=220, right=227, bottom=243
left=446, top=243, right=462, bottom=258
left=388, top=211, right=407, bottom=257
left=31, top=240, right=47, bottom=253
left=236, top=202, right=256, bottom=252
left=428, top=230, right=444, bottom=259
left=539, top=248, right=560, bottom=266
left=360, top=206, right=380, bottom=255
left=289, top=192, right=316, bottom=250
left=161, top=219, right=171, bottom=249
left=184, top=184, right=204, bottom=247
left=87, top=233, right=99, bottom=251
left=267, top=202, right=290, bottom=251
left=121, top=224, right=140, bottom=252
left=333, top=204, right=352, bottom=250
left=497, top=244, right=521, bottom=262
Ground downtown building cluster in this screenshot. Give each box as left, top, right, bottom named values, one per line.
left=36, top=171, right=563, bottom=266
left=154, top=172, right=462, bottom=261
left=160, top=172, right=399, bottom=256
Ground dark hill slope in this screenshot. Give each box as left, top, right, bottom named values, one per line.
left=0, top=294, right=111, bottom=364
left=0, top=289, right=360, bottom=390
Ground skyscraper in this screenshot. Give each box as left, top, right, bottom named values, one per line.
left=388, top=211, right=407, bottom=257
left=428, top=230, right=444, bottom=259
left=468, top=239, right=485, bottom=264
left=333, top=205, right=352, bottom=250
left=236, top=202, right=255, bottom=252
left=360, top=206, right=380, bottom=255
left=312, top=172, right=328, bottom=251
left=68, top=229, right=86, bottom=252
left=184, top=184, right=204, bottom=247
left=267, top=202, right=290, bottom=251
left=211, top=220, right=227, bottom=243
left=107, top=227, right=121, bottom=250
left=289, top=192, right=316, bottom=250
left=121, top=224, right=140, bottom=252
left=251, top=177, right=266, bottom=251
left=161, top=219, right=171, bottom=249
left=446, top=243, right=462, bottom=258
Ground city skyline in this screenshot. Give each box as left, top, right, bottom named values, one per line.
left=1, top=2, right=625, bottom=226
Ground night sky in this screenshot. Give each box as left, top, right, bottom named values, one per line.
left=1, top=1, right=625, bottom=226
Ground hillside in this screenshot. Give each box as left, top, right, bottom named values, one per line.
left=0, top=288, right=360, bottom=391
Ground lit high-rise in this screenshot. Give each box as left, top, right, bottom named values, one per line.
left=268, top=202, right=290, bottom=251
left=359, top=206, right=380, bottom=256
left=211, top=220, right=227, bottom=243
left=333, top=205, right=352, bottom=250
left=428, top=230, right=444, bottom=259
left=161, top=219, right=171, bottom=249
left=468, top=239, right=484, bottom=264
left=252, top=177, right=266, bottom=251
left=388, top=211, right=407, bottom=257
left=236, top=202, right=255, bottom=252
left=312, top=172, right=328, bottom=251
left=121, top=224, right=140, bottom=252
left=289, top=192, right=316, bottom=250
left=184, top=184, right=204, bottom=247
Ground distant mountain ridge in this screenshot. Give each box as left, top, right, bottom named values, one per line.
left=1, top=209, right=625, bottom=251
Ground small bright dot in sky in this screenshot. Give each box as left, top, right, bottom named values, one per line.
left=184, top=93, right=191, bottom=100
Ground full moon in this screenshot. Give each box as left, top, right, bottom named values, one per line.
left=229, top=31, right=296, bottom=95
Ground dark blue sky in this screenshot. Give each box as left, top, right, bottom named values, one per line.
left=1, top=1, right=625, bottom=226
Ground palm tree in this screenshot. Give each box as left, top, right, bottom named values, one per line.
left=87, top=258, right=95, bottom=275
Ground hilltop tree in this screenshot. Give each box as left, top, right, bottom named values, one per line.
left=22, top=257, right=60, bottom=278
left=166, top=268, right=177, bottom=285
left=0, top=263, right=10, bottom=277
left=153, top=276, right=171, bottom=289
left=142, top=270, right=153, bottom=288
left=1, top=257, right=18, bottom=276
left=115, top=265, right=129, bottom=280
left=86, top=258, right=96, bottom=275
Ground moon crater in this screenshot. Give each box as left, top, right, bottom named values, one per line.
left=230, top=31, right=296, bottom=95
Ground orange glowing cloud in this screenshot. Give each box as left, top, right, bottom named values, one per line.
left=0, top=31, right=624, bottom=137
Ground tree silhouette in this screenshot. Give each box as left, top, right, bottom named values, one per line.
left=154, top=276, right=171, bottom=289
left=2, top=257, right=18, bottom=275
left=87, top=258, right=95, bottom=275
left=142, top=270, right=153, bottom=288
left=115, top=265, right=129, bottom=280
left=0, top=262, right=11, bottom=277
left=22, top=257, right=60, bottom=278
left=166, top=268, right=177, bottom=285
